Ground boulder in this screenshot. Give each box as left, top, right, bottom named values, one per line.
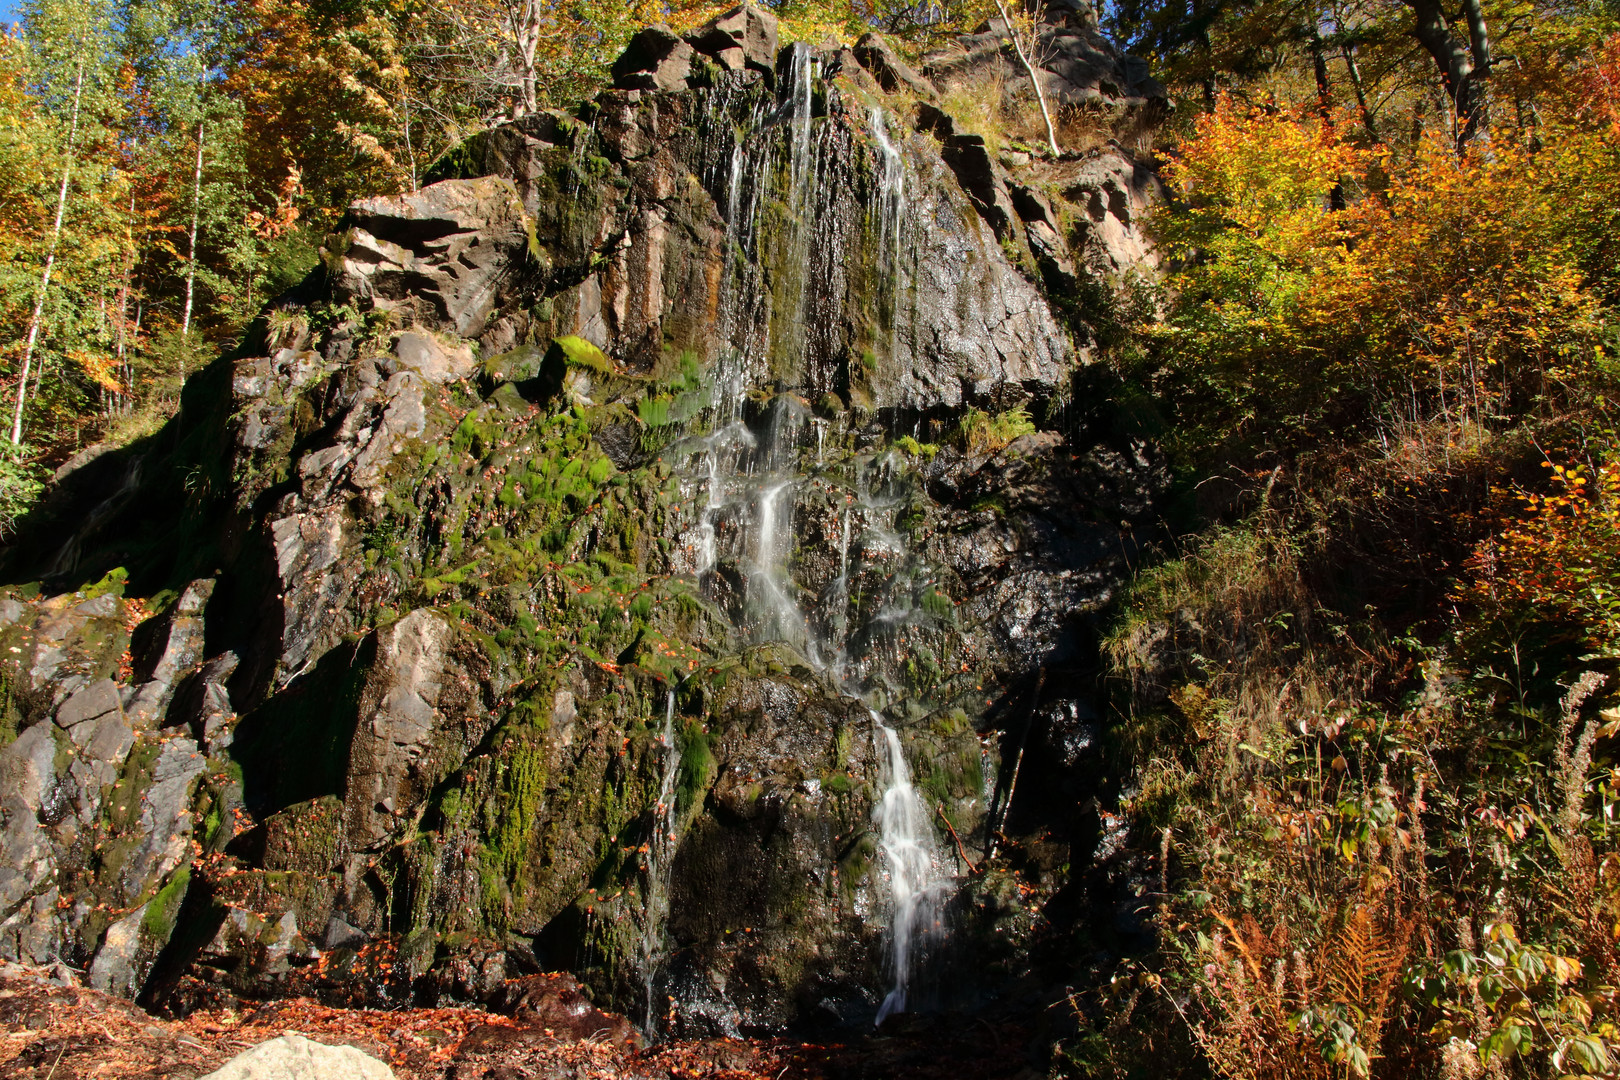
left=0, top=724, right=59, bottom=914
left=492, top=972, right=637, bottom=1043
left=169, top=650, right=240, bottom=750
left=125, top=577, right=214, bottom=726
left=611, top=26, right=694, bottom=92
left=686, top=3, right=778, bottom=79
left=88, top=903, right=148, bottom=997
left=199, top=1035, right=395, bottom=1080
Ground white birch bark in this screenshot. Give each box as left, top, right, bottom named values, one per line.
left=11, top=61, right=85, bottom=446
left=991, top=0, right=1060, bottom=157
left=180, top=117, right=205, bottom=346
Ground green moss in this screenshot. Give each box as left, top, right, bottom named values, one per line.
left=922, top=585, right=954, bottom=621
left=894, top=435, right=940, bottom=461
left=79, top=566, right=127, bottom=600
left=141, top=866, right=191, bottom=943
left=451, top=412, right=498, bottom=459
left=421, top=131, right=489, bottom=184
left=489, top=729, right=547, bottom=889
left=957, top=407, right=1036, bottom=453
left=676, top=719, right=715, bottom=814
left=552, top=335, right=611, bottom=374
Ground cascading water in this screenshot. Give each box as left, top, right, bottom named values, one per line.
left=677, top=61, right=960, bottom=1025
left=871, top=713, right=949, bottom=1025
left=638, top=690, right=683, bottom=1038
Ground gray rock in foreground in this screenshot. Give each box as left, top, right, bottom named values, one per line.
left=199, top=1034, right=395, bottom=1080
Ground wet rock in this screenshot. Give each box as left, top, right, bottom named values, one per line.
left=490, top=973, right=636, bottom=1043
left=323, top=914, right=368, bottom=950
left=199, top=868, right=335, bottom=991
left=663, top=671, right=880, bottom=1033
left=328, top=176, right=532, bottom=338
left=612, top=27, right=694, bottom=92
left=0, top=19, right=1171, bottom=1031
left=199, top=1034, right=396, bottom=1080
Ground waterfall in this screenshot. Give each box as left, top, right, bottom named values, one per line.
left=744, top=399, right=820, bottom=666
left=869, top=107, right=910, bottom=366
left=673, top=56, right=956, bottom=1027
left=870, top=108, right=905, bottom=274
left=871, top=713, right=948, bottom=1026
left=695, top=421, right=756, bottom=579
left=639, top=689, right=683, bottom=1038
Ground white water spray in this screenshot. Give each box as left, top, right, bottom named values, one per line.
left=871, top=712, right=948, bottom=1025
left=639, top=690, right=683, bottom=1036
left=674, top=56, right=961, bottom=1029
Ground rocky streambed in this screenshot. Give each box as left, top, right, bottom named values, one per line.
left=0, top=0, right=1167, bottom=1052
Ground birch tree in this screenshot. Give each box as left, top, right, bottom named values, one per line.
left=6, top=0, right=118, bottom=446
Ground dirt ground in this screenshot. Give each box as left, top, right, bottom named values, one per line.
left=0, top=964, right=1042, bottom=1079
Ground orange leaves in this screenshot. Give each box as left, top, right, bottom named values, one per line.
left=1324, top=137, right=1600, bottom=409
left=1165, top=93, right=1364, bottom=238
left=1576, top=32, right=1620, bottom=140
left=1459, top=456, right=1620, bottom=654
left=68, top=348, right=121, bottom=393
left=1148, top=86, right=1607, bottom=464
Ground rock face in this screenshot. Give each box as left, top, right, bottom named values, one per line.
left=329, top=176, right=533, bottom=338
left=0, top=12, right=1165, bottom=1037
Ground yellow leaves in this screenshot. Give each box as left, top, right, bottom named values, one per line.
left=68, top=349, right=120, bottom=393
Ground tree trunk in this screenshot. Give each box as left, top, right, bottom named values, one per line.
left=1340, top=42, right=1378, bottom=142
left=991, top=0, right=1060, bottom=157
left=1405, top=0, right=1490, bottom=149
left=180, top=117, right=205, bottom=349
left=509, top=0, right=540, bottom=115
left=115, top=189, right=135, bottom=414
left=1308, top=27, right=1345, bottom=210
left=11, top=62, right=85, bottom=447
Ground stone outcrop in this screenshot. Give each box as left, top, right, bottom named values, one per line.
left=686, top=3, right=779, bottom=79
left=327, top=176, right=533, bottom=338
left=854, top=33, right=936, bottom=96
left=0, top=9, right=1166, bottom=1036
left=612, top=27, right=695, bottom=92
left=922, top=2, right=1170, bottom=124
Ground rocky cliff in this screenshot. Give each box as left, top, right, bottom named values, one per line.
left=0, top=3, right=1165, bottom=1036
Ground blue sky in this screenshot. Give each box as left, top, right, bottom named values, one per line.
left=0, top=2, right=18, bottom=31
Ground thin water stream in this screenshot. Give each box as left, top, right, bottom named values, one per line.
left=659, top=66, right=955, bottom=1027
